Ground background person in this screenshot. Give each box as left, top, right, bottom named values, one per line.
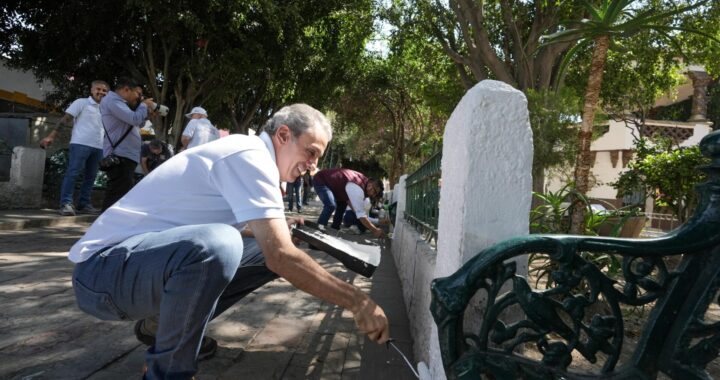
left=68, top=103, right=389, bottom=379
left=140, top=139, right=172, bottom=175
left=40, top=80, right=109, bottom=216
left=100, top=77, right=158, bottom=210
left=180, top=106, right=219, bottom=151
left=312, top=168, right=385, bottom=238
left=301, top=170, right=313, bottom=206
left=287, top=176, right=303, bottom=212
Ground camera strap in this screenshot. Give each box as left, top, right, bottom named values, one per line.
left=103, top=124, right=133, bottom=153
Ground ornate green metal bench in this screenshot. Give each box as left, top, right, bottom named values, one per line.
left=430, top=130, right=720, bottom=379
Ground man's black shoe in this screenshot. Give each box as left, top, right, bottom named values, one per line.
left=134, top=319, right=218, bottom=361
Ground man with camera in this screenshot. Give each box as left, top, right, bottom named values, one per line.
left=99, top=77, right=165, bottom=211
left=180, top=106, right=219, bottom=151
left=69, top=103, right=389, bottom=379
left=40, top=80, right=109, bottom=216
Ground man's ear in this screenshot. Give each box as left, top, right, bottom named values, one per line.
left=277, top=125, right=291, bottom=144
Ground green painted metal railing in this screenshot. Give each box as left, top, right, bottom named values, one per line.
left=430, top=129, right=720, bottom=379
left=405, top=152, right=442, bottom=244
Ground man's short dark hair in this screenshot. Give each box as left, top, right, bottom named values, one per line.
left=149, top=139, right=163, bottom=149
left=91, top=80, right=109, bottom=89
left=115, top=77, right=142, bottom=90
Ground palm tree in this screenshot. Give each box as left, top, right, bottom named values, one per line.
left=542, top=0, right=714, bottom=233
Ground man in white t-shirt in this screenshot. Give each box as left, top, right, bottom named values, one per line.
left=180, top=106, right=219, bottom=151
left=40, top=80, right=109, bottom=216
left=69, top=104, right=389, bottom=379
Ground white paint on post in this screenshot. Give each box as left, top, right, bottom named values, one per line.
left=429, top=80, right=533, bottom=379
left=0, top=147, right=46, bottom=208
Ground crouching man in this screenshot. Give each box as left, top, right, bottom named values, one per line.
left=68, top=104, right=389, bottom=379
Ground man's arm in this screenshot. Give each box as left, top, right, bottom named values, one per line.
left=40, top=113, right=74, bottom=149
left=141, top=156, right=151, bottom=174
left=180, top=122, right=194, bottom=151
left=180, top=135, right=191, bottom=150
left=248, top=218, right=389, bottom=343
left=106, top=96, right=150, bottom=126
left=357, top=216, right=384, bottom=238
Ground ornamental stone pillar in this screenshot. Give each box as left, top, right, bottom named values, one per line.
left=688, top=70, right=711, bottom=122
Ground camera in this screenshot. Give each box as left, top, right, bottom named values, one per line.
left=154, top=103, right=169, bottom=117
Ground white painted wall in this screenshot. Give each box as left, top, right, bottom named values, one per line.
left=391, top=80, right=534, bottom=379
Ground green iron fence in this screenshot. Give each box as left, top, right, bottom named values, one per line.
left=405, top=151, right=442, bottom=244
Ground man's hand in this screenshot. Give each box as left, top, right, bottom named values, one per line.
left=39, top=136, right=54, bottom=149
left=286, top=216, right=305, bottom=228
left=352, top=296, right=390, bottom=344
left=142, top=98, right=158, bottom=116
left=286, top=216, right=305, bottom=245
left=371, top=227, right=385, bottom=239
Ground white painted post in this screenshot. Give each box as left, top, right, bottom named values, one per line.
left=428, top=80, right=534, bottom=379
left=0, top=147, right=46, bottom=208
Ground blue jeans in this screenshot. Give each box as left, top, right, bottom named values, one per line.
left=314, top=184, right=346, bottom=229
left=287, top=178, right=303, bottom=211
left=60, top=143, right=103, bottom=207
left=343, top=210, right=367, bottom=233
left=72, top=224, right=278, bottom=379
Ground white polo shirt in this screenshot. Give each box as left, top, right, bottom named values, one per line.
left=65, top=96, right=103, bottom=149
left=68, top=132, right=285, bottom=263
left=182, top=118, right=220, bottom=149
left=345, top=183, right=368, bottom=218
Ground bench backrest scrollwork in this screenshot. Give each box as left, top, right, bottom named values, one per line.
left=430, top=130, right=720, bottom=379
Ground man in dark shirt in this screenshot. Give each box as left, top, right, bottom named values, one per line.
left=312, top=168, right=385, bottom=237
left=140, top=139, right=172, bottom=175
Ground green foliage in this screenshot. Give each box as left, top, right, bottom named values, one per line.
left=529, top=182, right=640, bottom=289
left=526, top=88, right=581, bottom=178
left=325, top=1, right=464, bottom=183
left=649, top=98, right=692, bottom=122
left=1, top=0, right=374, bottom=140
left=541, top=0, right=716, bottom=233
left=530, top=183, right=640, bottom=237
left=613, top=138, right=710, bottom=222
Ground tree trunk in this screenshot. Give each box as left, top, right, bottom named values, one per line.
left=531, top=168, right=545, bottom=210
left=569, top=35, right=610, bottom=234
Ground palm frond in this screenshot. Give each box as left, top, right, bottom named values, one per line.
left=579, top=0, right=603, bottom=21
left=605, top=0, right=634, bottom=24
left=553, top=38, right=591, bottom=90
left=540, top=28, right=587, bottom=45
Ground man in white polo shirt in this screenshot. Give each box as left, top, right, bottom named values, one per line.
left=69, top=103, right=389, bottom=379
left=180, top=106, right=219, bottom=151
left=40, top=80, right=109, bottom=216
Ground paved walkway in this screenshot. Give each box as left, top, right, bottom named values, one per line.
left=0, top=202, right=416, bottom=379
